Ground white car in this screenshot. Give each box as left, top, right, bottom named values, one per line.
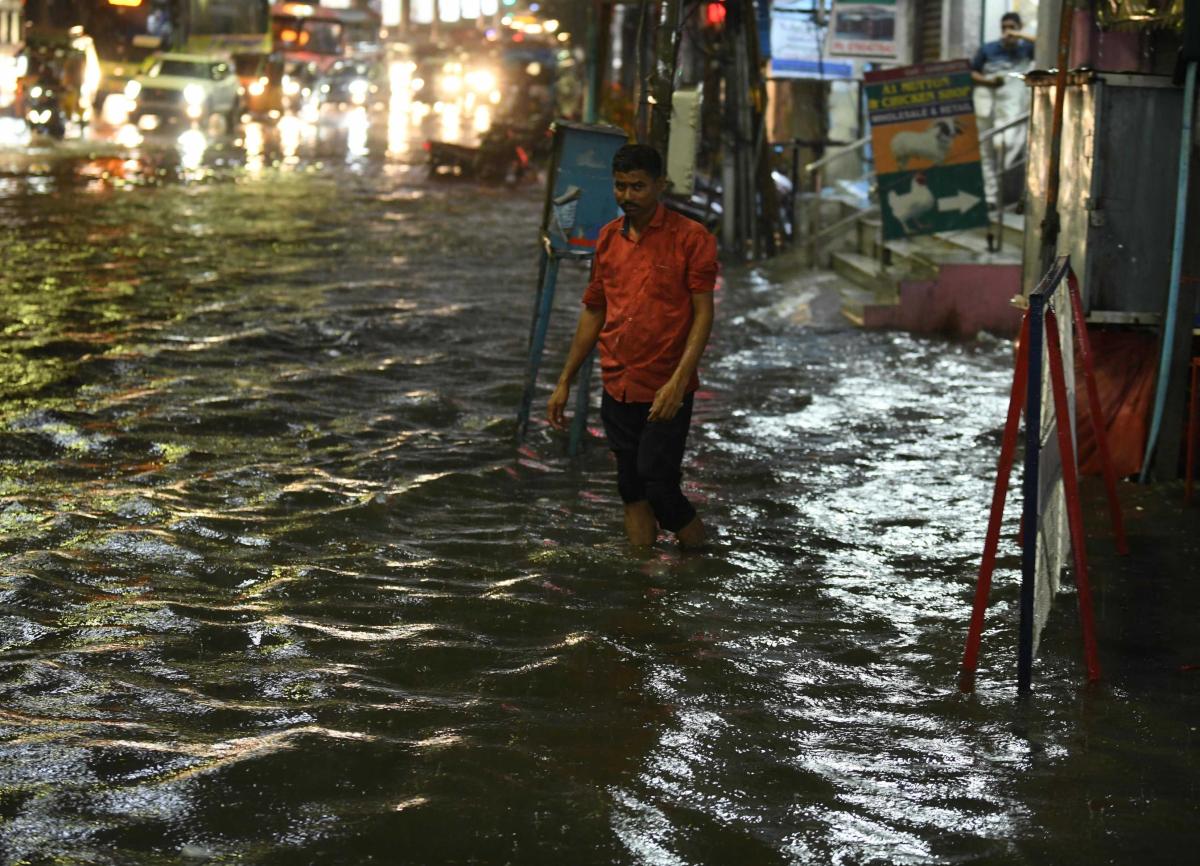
left=125, top=52, right=239, bottom=130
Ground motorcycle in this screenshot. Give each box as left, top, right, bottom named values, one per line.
left=474, top=119, right=552, bottom=183
left=665, top=169, right=795, bottom=241
left=427, top=118, right=552, bottom=184
left=25, top=81, right=66, bottom=140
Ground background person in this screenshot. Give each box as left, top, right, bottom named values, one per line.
left=971, top=11, right=1036, bottom=209
left=547, top=144, right=717, bottom=551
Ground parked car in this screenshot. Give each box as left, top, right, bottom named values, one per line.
left=125, top=52, right=240, bottom=131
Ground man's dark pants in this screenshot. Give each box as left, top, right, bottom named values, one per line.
left=599, top=390, right=697, bottom=532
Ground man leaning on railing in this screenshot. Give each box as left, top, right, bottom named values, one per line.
left=972, top=11, right=1036, bottom=210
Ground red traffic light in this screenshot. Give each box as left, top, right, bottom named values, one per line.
left=704, top=1, right=726, bottom=28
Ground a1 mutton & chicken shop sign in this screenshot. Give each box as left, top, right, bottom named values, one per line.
left=866, top=59, right=987, bottom=240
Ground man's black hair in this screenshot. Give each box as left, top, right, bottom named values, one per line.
left=612, top=144, right=663, bottom=179
left=1001, top=11, right=1022, bottom=27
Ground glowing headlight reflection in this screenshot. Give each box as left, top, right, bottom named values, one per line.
left=345, top=107, right=368, bottom=160
left=124, top=79, right=141, bottom=99
left=278, top=114, right=302, bottom=160
left=243, top=121, right=265, bottom=172
left=115, top=123, right=142, bottom=148
left=348, top=78, right=370, bottom=104
left=178, top=128, right=206, bottom=170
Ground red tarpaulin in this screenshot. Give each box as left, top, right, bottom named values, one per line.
left=1075, top=329, right=1157, bottom=478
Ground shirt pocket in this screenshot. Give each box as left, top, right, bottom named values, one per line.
left=648, top=262, right=684, bottom=301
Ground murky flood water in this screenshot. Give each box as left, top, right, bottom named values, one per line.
left=1, top=113, right=1197, bottom=865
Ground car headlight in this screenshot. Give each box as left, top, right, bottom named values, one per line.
left=466, top=70, right=496, bottom=94
left=410, top=77, right=425, bottom=92
left=30, top=86, right=43, bottom=99
left=348, top=78, right=369, bottom=98
left=124, top=79, right=141, bottom=99
left=183, top=83, right=206, bottom=106
left=282, top=75, right=301, bottom=97
left=249, top=78, right=266, bottom=97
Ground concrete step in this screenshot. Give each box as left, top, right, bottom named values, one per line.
left=922, top=226, right=1024, bottom=265
left=832, top=251, right=902, bottom=304
left=838, top=281, right=885, bottom=327
left=879, top=237, right=943, bottom=279
left=936, top=209, right=1025, bottom=251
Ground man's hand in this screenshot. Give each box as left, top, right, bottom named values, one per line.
left=648, top=379, right=687, bottom=422
left=990, top=75, right=1005, bottom=88
left=547, top=381, right=571, bottom=430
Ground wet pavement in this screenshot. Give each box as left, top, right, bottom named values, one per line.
left=0, top=104, right=1198, bottom=865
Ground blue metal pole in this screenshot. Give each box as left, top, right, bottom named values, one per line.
left=516, top=251, right=561, bottom=442
left=1140, top=61, right=1197, bottom=482
left=1018, top=292, right=1045, bottom=695
left=570, top=1, right=603, bottom=457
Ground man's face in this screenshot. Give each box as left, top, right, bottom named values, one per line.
left=614, top=169, right=664, bottom=219
left=1000, top=19, right=1020, bottom=47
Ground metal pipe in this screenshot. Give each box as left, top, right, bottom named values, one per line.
left=979, top=111, right=1030, bottom=142
left=802, top=113, right=1029, bottom=178
left=804, top=134, right=871, bottom=174
left=1139, top=60, right=1197, bottom=482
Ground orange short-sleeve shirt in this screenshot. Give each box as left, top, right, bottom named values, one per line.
left=581, top=205, right=718, bottom=403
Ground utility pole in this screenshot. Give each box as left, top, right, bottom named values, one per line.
left=584, top=0, right=604, bottom=124
left=721, top=0, right=745, bottom=253
left=647, top=0, right=682, bottom=158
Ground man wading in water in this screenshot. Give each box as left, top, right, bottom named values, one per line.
left=547, top=144, right=717, bottom=550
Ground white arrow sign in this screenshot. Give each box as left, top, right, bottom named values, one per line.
left=937, top=190, right=982, bottom=214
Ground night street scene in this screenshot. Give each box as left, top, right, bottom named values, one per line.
left=0, top=1, right=1198, bottom=864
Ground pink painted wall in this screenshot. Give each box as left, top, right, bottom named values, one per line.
left=863, top=264, right=1024, bottom=338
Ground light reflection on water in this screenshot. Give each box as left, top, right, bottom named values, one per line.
left=0, top=95, right=1197, bottom=866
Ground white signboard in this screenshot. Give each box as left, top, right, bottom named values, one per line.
left=410, top=0, right=434, bottom=24
left=827, top=0, right=911, bottom=62
left=769, top=1, right=855, bottom=79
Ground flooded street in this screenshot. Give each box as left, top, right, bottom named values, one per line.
left=1, top=111, right=1197, bottom=865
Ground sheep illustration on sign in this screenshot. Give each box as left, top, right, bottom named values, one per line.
left=890, top=119, right=963, bottom=169
left=866, top=60, right=988, bottom=240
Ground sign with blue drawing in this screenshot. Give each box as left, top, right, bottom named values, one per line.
left=541, top=121, right=628, bottom=254
left=866, top=59, right=988, bottom=240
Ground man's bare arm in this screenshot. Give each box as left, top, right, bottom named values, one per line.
left=971, top=69, right=1003, bottom=87
left=649, top=292, right=714, bottom=422
left=547, top=304, right=605, bottom=430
